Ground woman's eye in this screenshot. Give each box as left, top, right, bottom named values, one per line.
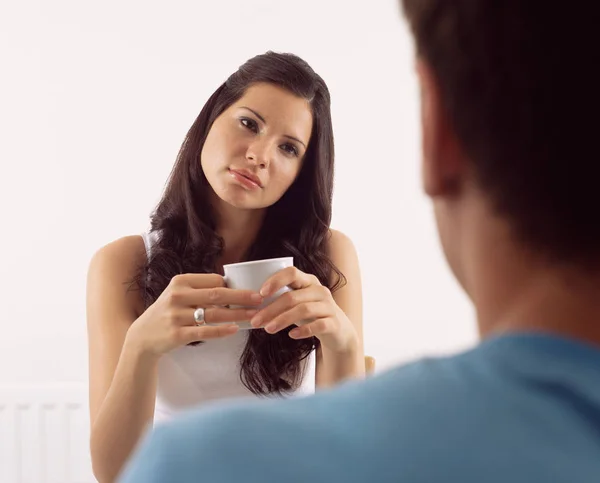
left=240, top=118, right=258, bottom=132
left=280, top=144, right=299, bottom=157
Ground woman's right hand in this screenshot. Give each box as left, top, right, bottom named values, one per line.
left=125, top=273, right=263, bottom=358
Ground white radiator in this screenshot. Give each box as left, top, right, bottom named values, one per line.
left=0, top=383, right=95, bottom=483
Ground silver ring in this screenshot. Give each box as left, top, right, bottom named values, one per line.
left=193, top=308, right=205, bottom=326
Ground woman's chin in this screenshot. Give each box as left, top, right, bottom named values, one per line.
left=215, top=190, right=266, bottom=211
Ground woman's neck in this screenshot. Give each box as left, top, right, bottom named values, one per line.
left=213, top=199, right=266, bottom=269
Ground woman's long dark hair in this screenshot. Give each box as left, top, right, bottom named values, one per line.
left=133, top=51, right=345, bottom=395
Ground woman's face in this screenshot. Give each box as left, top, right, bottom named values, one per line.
left=201, top=82, right=313, bottom=211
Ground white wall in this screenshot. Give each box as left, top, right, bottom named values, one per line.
left=0, top=0, right=476, bottom=387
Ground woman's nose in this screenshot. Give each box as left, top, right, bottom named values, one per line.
left=246, top=139, right=272, bottom=168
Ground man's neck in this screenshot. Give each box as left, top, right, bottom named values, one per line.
left=465, top=218, right=600, bottom=347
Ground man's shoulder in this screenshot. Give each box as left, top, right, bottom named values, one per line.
left=126, top=354, right=483, bottom=481
left=155, top=351, right=477, bottom=448
left=120, top=336, right=600, bottom=482
left=166, top=347, right=481, bottom=432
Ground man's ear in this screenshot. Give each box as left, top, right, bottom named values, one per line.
left=416, top=58, right=466, bottom=198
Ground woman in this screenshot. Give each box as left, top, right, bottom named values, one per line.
left=86, top=51, right=363, bottom=482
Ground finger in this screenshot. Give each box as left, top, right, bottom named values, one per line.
left=203, top=307, right=259, bottom=324
left=250, top=285, right=329, bottom=328
left=180, top=324, right=239, bottom=344
left=178, top=287, right=263, bottom=308
left=260, top=267, right=320, bottom=297
left=263, top=302, right=330, bottom=334
left=289, top=318, right=330, bottom=339
left=171, top=273, right=226, bottom=289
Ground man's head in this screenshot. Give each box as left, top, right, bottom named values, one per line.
left=401, top=1, right=600, bottom=289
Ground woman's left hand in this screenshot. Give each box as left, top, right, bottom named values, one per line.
left=249, top=267, right=358, bottom=353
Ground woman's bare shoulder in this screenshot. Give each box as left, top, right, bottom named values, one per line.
left=87, top=236, right=148, bottom=315
left=90, top=235, right=147, bottom=271
left=327, top=229, right=357, bottom=256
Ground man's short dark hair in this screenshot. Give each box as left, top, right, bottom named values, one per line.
left=401, top=1, right=600, bottom=267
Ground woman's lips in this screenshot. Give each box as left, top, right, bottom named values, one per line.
left=228, top=169, right=262, bottom=190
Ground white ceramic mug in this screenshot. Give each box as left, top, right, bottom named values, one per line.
left=205, top=257, right=293, bottom=329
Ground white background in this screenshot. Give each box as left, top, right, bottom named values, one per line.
left=0, top=0, right=475, bottom=388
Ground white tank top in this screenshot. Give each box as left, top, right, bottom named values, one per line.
left=140, top=232, right=316, bottom=425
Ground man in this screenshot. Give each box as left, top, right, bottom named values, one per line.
left=119, top=1, right=600, bottom=482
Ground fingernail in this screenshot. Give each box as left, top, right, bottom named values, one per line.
left=250, top=293, right=263, bottom=303
left=289, top=329, right=300, bottom=338
left=250, top=317, right=262, bottom=328
left=265, top=322, right=277, bottom=333
left=259, top=284, right=270, bottom=297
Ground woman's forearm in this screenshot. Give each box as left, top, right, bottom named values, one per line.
left=316, top=339, right=365, bottom=388
left=90, top=337, right=159, bottom=483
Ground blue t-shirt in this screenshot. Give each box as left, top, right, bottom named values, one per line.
left=119, top=333, right=600, bottom=483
